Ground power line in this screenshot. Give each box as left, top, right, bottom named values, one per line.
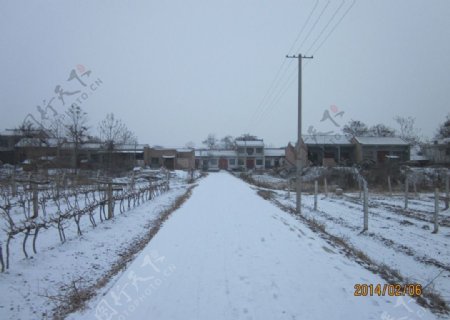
left=295, top=1, right=331, bottom=52
left=255, top=0, right=356, bottom=126
left=305, top=0, right=346, bottom=55
left=249, top=0, right=320, bottom=123
left=254, top=1, right=332, bottom=126
left=254, top=67, right=297, bottom=125
left=311, top=0, right=356, bottom=56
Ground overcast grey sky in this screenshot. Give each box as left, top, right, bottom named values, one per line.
left=1, top=0, right=449, bottom=147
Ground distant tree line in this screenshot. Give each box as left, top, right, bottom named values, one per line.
left=16, top=104, right=137, bottom=169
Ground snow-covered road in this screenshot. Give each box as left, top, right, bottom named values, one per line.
left=74, top=172, right=439, bottom=320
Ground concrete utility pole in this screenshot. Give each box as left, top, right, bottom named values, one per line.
left=286, top=53, right=313, bottom=214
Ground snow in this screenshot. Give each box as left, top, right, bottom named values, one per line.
left=302, top=135, right=352, bottom=145
left=264, top=148, right=285, bottom=157
left=0, top=172, right=194, bottom=320
left=353, top=136, right=408, bottom=146
left=275, top=190, right=450, bottom=308
left=70, top=172, right=439, bottom=320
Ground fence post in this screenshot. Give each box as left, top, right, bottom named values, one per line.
left=445, top=172, right=449, bottom=210
left=324, top=177, right=328, bottom=197
left=107, top=182, right=113, bottom=219
left=433, top=188, right=439, bottom=234
left=130, top=171, right=135, bottom=191
left=11, top=168, right=17, bottom=197
left=413, top=180, right=418, bottom=198
left=287, top=178, right=291, bottom=199
left=314, top=180, right=318, bottom=210
left=387, top=175, right=392, bottom=196
left=32, top=182, right=38, bottom=219
left=363, top=181, right=368, bottom=231
left=404, top=176, right=409, bottom=209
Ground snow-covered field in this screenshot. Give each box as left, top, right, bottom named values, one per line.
left=69, top=172, right=442, bottom=320
left=0, top=170, right=195, bottom=320
left=272, top=191, right=450, bottom=306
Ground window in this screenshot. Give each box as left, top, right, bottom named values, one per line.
left=229, top=159, right=236, bottom=165
left=246, top=147, right=254, bottom=155
left=256, top=148, right=263, bottom=154
left=256, top=159, right=263, bottom=166
left=237, top=148, right=245, bottom=153
left=238, top=159, right=244, bottom=165
left=446, top=148, right=450, bottom=156
left=209, top=159, right=217, bottom=165
left=151, top=157, right=159, bottom=165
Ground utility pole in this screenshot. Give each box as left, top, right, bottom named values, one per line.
left=286, top=53, right=313, bottom=214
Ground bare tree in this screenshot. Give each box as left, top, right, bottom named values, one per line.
left=369, top=124, right=396, bottom=137
left=202, top=134, right=218, bottom=149
left=342, top=120, right=369, bottom=137
left=64, top=105, right=89, bottom=169
left=220, top=135, right=235, bottom=149
left=236, top=133, right=259, bottom=141
left=49, top=113, right=67, bottom=164
left=394, top=116, right=422, bottom=144
left=120, top=128, right=137, bottom=145
left=98, top=113, right=137, bottom=171
left=98, top=113, right=137, bottom=148
left=185, top=141, right=196, bottom=149
left=434, top=113, right=450, bottom=139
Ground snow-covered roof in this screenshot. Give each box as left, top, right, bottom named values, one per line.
left=195, top=150, right=237, bottom=157
left=176, top=148, right=194, bottom=153
left=302, top=135, right=352, bottom=145
left=0, top=130, right=22, bottom=136
left=15, top=138, right=59, bottom=147
left=264, top=148, right=285, bottom=157
left=235, top=140, right=264, bottom=147
left=115, top=144, right=148, bottom=151
left=353, top=136, right=409, bottom=146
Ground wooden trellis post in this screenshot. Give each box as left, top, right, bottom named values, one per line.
left=324, top=177, right=328, bottom=197
left=314, top=180, right=318, bottom=210
left=363, top=181, right=368, bottom=231
left=445, top=172, right=449, bottom=210
left=413, top=180, right=418, bottom=198
left=107, top=182, right=113, bottom=219
left=130, top=171, right=135, bottom=191
left=11, top=169, right=17, bottom=197
left=32, top=182, right=39, bottom=219
left=404, top=176, right=409, bottom=209
left=387, top=176, right=392, bottom=196
left=287, top=178, right=291, bottom=199
left=433, top=188, right=439, bottom=234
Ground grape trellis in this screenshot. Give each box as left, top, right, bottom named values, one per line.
left=0, top=174, right=170, bottom=272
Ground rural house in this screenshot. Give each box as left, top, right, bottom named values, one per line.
left=145, top=147, right=195, bottom=170
left=351, top=136, right=410, bottom=165
left=422, top=138, right=450, bottom=165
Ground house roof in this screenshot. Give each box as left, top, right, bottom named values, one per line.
left=114, top=144, right=148, bottom=151
left=302, top=135, right=352, bottom=145
left=264, top=148, right=285, bottom=157
left=353, top=136, right=409, bottom=146
left=176, top=148, right=194, bottom=153
left=15, top=138, right=59, bottom=148
left=195, top=150, right=237, bottom=157
left=235, top=140, right=264, bottom=147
